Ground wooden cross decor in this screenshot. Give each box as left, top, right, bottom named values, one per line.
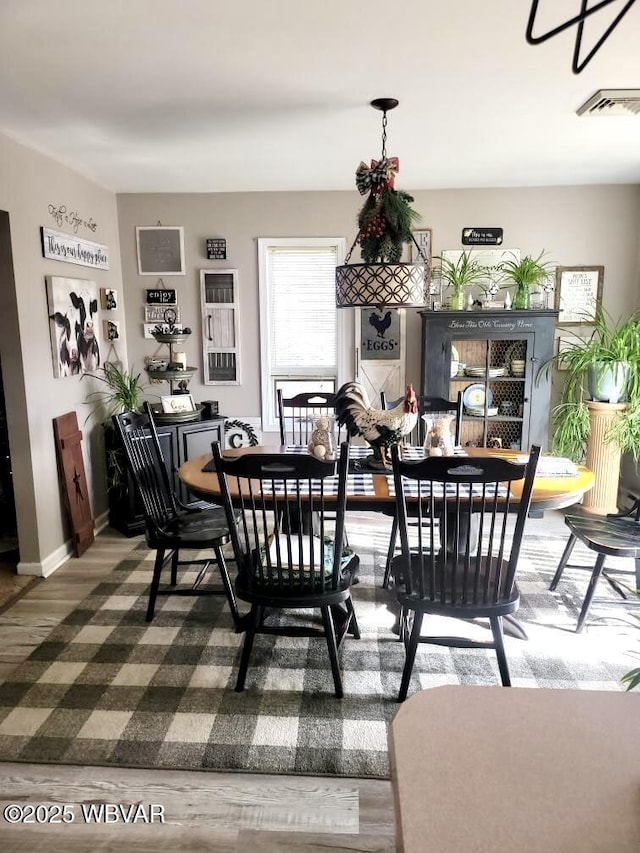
left=53, top=411, right=95, bottom=556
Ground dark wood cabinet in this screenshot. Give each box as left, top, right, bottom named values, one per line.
left=108, top=416, right=225, bottom=536
left=419, top=309, right=558, bottom=452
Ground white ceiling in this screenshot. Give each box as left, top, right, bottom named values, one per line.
left=1, top=0, right=639, bottom=194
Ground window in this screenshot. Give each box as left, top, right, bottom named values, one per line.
left=258, top=237, right=347, bottom=433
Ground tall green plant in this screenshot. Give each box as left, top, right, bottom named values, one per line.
left=501, top=250, right=554, bottom=287
left=540, top=306, right=640, bottom=461
left=84, top=362, right=146, bottom=421
left=500, top=251, right=554, bottom=309
left=432, top=251, right=487, bottom=297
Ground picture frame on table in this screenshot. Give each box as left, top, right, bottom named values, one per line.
left=136, top=226, right=185, bottom=275
left=161, top=394, right=195, bottom=414
left=555, top=266, right=604, bottom=325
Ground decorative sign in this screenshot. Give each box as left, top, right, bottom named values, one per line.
left=360, top=308, right=401, bottom=360
left=144, top=304, right=181, bottom=323
left=410, top=229, right=432, bottom=263
left=48, top=204, right=98, bottom=233
left=555, top=266, right=604, bottom=325
left=447, top=316, right=536, bottom=332
left=41, top=227, right=109, bottom=270
left=136, top=226, right=185, bottom=275
left=224, top=418, right=262, bottom=449
left=442, top=248, right=519, bottom=294
left=461, top=227, right=503, bottom=246
left=206, top=238, right=227, bottom=260
left=145, top=288, right=177, bottom=305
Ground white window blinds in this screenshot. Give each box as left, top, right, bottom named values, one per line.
left=268, top=246, right=337, bottom=372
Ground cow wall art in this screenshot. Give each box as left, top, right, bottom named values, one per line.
left=45, top=276, right=101, bottom=378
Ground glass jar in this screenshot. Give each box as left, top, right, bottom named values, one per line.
left=423, top=413, right=456, bottom=456
left=450, top=289, right=465, bottom=310
left=513, top=283, right=531, bottom=309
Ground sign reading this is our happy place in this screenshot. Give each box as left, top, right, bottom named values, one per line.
left=41, top=227, right=109, bottom=270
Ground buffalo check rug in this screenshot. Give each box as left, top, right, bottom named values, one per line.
left=0, top=512, right=637, bottom=779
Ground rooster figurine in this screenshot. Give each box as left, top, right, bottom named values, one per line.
left=335, top=382, right=418, bottom=468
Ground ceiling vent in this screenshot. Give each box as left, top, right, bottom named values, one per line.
left=577, top=89, right=640, bottom=116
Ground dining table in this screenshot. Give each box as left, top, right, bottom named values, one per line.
left=179, top=443, right=594, bottom=641
left=178, top=443, right=595, bottom=513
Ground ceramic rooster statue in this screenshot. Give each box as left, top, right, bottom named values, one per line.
left=335, top=382, right=418, bottom=468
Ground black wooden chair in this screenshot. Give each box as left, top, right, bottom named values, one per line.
left=112, top=402, right=242, bottom=627
left=549, top=499, right=640, bottom=632
left=212, top=440, right=360, bottom=697
left=380, top=390, right=464, bottom=589
left=390, top=444, right=540, bottom=701
left=277, top=389, right=344, bottom=447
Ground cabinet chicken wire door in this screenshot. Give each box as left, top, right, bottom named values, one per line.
left=451, top=336, right=533, bottom=451
left=355, top=308, right=406, bottom=406
left=200, top=269, right=240, bottom=385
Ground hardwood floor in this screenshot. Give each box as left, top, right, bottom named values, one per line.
left=0, top=763, right=395, bottom=852
left=0, top=525, right=396, bottom=852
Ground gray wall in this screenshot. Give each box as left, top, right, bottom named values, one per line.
left=118, top=185, right=640, bottom=429
left=0, top=132, right=125, bottom=573
left=2, top=125, right=640, bottom=576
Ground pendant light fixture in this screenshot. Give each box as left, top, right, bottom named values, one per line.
left=335, top=98, right=429, bottom=308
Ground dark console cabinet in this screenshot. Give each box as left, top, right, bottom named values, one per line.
left=419, top=310, right=558, bottom=452
left=108, top=416, right=225, bottom=536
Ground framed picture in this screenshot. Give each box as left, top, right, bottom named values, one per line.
left=161, top=394, right=195, bottom=414
left=410, top=229, right=432, bottom=264
left=45, top=275, right=100, bottom=377
left=556, top=335, right=577, bottom=369
left=555, top=266, right=604, bottom=324
left=136, top=226, right=185, bottom=275
left=360, top=308, right=401, bottom=360
left=100, top=288, right=118, bottom=310
left=103, top=319, right=120, bottom=341
left=144, top=304, right=181, bottom=324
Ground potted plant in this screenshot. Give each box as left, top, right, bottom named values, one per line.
left=500, top=250, right=554, bottom=309
left=541, top=307, right=640, bottom=459
left=84, top=363, right=149, bottom=530
left=84, top=361, right=145, bottom=420
left=622, top=591, right=640, bottom=690
left=432, top=251, right=487, bottom=310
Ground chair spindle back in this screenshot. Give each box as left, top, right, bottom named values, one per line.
left=213, top=441, right=351, bottom=595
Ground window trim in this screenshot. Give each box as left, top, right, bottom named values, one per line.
left=258, top=237, right=347, bottom=434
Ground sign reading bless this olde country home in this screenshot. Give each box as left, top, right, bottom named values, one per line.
left=41, top=227, right=109, bottom=270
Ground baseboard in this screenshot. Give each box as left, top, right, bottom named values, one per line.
left=17, top=511, right=110, bottom=577
left=18, top=539, right=73, bottom=577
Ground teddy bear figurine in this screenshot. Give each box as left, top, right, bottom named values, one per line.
left=308, top=417, right=335, bottom=460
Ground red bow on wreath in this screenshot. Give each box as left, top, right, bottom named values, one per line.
left=355, top=157, right=399, bottom=195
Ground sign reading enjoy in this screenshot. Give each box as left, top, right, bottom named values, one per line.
left=41, top=228, right=109, bottom=270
